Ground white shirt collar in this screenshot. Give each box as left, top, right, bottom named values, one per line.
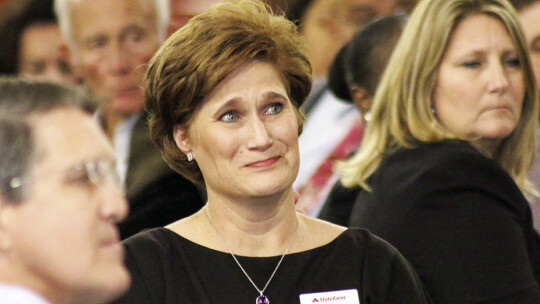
left=0, top=283, right=50, bottom=304
left=113, top=112, right=142, bottom=185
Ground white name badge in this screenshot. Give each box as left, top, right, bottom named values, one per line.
left=299, top=289, right=360, bottom=304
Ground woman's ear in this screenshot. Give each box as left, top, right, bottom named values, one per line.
left=173, top=125, right=192, bottom=154
left=350, top=86, right=372, bottom=116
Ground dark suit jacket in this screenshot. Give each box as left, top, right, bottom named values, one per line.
left=118, top=114, right=205, bottom=239
left=350, top=140, right=540, bottom=304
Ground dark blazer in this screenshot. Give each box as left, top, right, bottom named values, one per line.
left=349, top=140, right=540, bottom=304
left=318, top=180, right=360, bottom=226
left=118, top=114, right=205, bottom=239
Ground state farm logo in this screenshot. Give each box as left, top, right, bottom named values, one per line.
left=299, top=289, right=360, bottom=304
left=312, top=296, right=347, bottom=302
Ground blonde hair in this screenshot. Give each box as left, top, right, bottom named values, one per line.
left=340, top=0, right=538, bottom=196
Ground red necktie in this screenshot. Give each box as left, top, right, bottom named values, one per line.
left=296, top=119, right=364, bottom=215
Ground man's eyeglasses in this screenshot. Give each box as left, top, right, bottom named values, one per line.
left=9, top=159, right=123, bottom=193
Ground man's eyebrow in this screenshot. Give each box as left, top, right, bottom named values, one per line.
left=119, top=24, right=147, bottom=38
left=82, top=33, right=108, bottom=46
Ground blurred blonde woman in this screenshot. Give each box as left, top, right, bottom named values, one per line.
left=340, top=0, right=540, bottom=302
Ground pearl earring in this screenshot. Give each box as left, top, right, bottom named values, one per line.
left=187, top=152, right=193, bottom=162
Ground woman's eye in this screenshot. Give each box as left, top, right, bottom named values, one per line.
left=266, top=103, right=283, bottom=115
left=462, top=60, right=480, bottom=68
left=58, top=60, right=73, bottom=75
left=29, top=62, right=46, bottom=75
left=87, top=38, right=107, bottom=50
left=219, top=111, right=239, bottom=122
left=66, top=171, right=93, bottom=188
left=504, top=57, right=520, bottom=67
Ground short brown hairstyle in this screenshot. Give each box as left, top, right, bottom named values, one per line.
left=508, top=0, right=539, bottom=10
left=145, top=0, right=312, bottom=187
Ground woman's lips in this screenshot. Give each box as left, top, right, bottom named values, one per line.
left=245, top=156, right=281, bottom=168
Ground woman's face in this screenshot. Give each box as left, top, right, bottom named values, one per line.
left=518, top=2, right=540, bottom=87
left=433, top=14, right=524, bottom=153
left=174, top=61, right=300, bottom=200
left=18, top=23, right=79, bottom=85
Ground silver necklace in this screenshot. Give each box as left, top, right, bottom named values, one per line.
left=204, top=207, right=299, bottom=304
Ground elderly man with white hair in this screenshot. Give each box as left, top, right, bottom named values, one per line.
left=54, top=0, right=205, bottom=239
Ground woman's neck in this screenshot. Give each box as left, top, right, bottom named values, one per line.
left=204, top=188, right=300, bottom=257
left=471, top=137, right=502, bottom=158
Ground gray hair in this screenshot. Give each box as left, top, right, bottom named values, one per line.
left=54, top=0, right=170, bottom=46
left=0, top=77, right=97, bottom=203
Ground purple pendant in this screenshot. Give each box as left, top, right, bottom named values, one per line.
left=256, top=295, right=270, bottom=304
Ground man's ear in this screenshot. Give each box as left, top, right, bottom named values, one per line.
left=350, top=86, right=372, bottom=115
left=173, top=125, right=192, bottom=154
left=0, top=198, right=15, bottom=253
